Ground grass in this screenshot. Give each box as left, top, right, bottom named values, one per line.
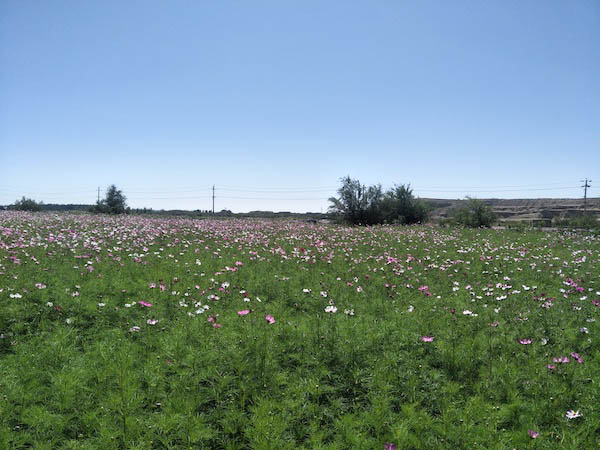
left=0, top=212, right=598, bottom=449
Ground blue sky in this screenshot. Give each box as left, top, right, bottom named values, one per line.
left=1, top=0, right=598, bottom=212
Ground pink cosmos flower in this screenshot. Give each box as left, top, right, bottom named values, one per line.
left=265, top=314, right=275, bottom=324
left=146, top=319, right=158, bottom=325
left=570, top=352, right=583, bottom=364
left=138, top=301, right=152, bottom=307
left=421, top=336, right=434, bottom=342
left=518, top=338, right=532, bottom=345
left=546, top=364, right=556, bottom=370
left=553, top=356, right=569, bottom=364
left=238, top=309, right=250, bottom=315
left=384, top=443, right=397, bottom=450
left=528, top=429, right=539, bottom=439
left=149, top=282, right=156, bottom=288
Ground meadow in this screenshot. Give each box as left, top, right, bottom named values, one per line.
left=0, top=212, right=598, bottom=449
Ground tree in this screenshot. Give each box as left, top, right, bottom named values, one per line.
left=329, top=177, right=431, bottom=226
left=91, top=185, right=127, bottom=214
left=10, top=196, right=43, bottom=212
left=382, top=184, right=430, bottom=224
left=328, top=176, right=384, bottom=225
left=454, top=197, right=496, bottom=227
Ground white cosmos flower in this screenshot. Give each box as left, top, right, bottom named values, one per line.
left=565, top=410, right=582, bottom=419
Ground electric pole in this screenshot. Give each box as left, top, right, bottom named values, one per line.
left=581, top=179, right=592, bottom=214
left=212, top=185, right=215, bottom=214
left=97, top=187, right=100, bottom=203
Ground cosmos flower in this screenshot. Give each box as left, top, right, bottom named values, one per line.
left=421, top=336, right=434, bottom=342
left=528, top=429, right=539, bottom=439
left=565, top=410, right=582, bottom=419
left=238, top=309, right=250, bottom=315
left=265, top=314, right=275, bottom=324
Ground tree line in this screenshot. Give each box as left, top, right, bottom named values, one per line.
left=5, top=180, right=499, bottom=227
left=328, top=176, right=497, bottom=227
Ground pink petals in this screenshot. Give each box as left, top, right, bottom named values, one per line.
left=138, top=301, right=152, bottom=307
left=421, top=336, right=434, bottom=342
left=518, top=338, right=532, bottom=345
left=528, top=429, right=539, bottom=439
left=265, top=314, right=275, bottom=324
left=237, top=309, right=250, bottom=316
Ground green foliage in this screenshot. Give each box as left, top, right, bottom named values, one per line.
left=91, top=185, right=127, bottom=214
left=328, top=176, right=430, bottom=225
left=1, top=213, right=598, bottom=448
left=453, top=197, right=497, bottom=227
left=382, top=184, right=431, bottom=225
left=554, top=214, right=600, bottom=230
left=9, top=196, right=43, bottom=212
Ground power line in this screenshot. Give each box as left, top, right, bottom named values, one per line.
left=413, top=186, right=580, bottom=193
left=218, top=196, right=330, bottom=201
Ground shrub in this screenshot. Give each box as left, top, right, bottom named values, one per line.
left=91, top=185, right=127, bottom=215
left=382, top=184, right=430, bottom=224
left=328, top=176, right=384, bottom=225
left=554, top=214, right=599, bottom=230
left=453, top=197, right=497, bottom=227
left=10, top=196, right=44, bottom=212
left=328, top=177, right=430, bottom=225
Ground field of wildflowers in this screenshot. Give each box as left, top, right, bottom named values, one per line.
left=1, top=212, right=598, bottom=449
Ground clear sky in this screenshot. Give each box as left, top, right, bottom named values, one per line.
left=1, top=0, right=598, bottom=212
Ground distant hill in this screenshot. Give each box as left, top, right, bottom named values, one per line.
left=425, top=197, right=600, bottom=224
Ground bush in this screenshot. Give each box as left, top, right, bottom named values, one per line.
left=328, top=177, right=384, bottom=225
left=328, top=177, right=430, bottom=225
left=10, top=196, right=44, bottom=212
left=91, top=185, right=127, bottom=215
left=453, top=197, right=497, bottom=227
left=382, top=184, right=430, bottom=224
left=554, top=214, right=599, bottom=230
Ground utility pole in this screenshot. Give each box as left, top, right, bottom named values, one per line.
left=212, top=185, right=215, bottom=214
left=97, top=187, right=100, bottom=203
left=581, top=179, right=592, bottom=213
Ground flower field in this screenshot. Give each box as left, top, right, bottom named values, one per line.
left=1, top=212, right=598, bottom=449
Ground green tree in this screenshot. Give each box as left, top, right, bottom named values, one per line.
left=454, top=197, right=497, bottom=227
left=382, top=184, right=430, bottom=224
left=328, top=177, right=429, bottom=225
left=10, top=196, right=44, bottom=212
left=91, top=185, right=127, bottom=214
left=328, top=176, right=384, bottom=225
